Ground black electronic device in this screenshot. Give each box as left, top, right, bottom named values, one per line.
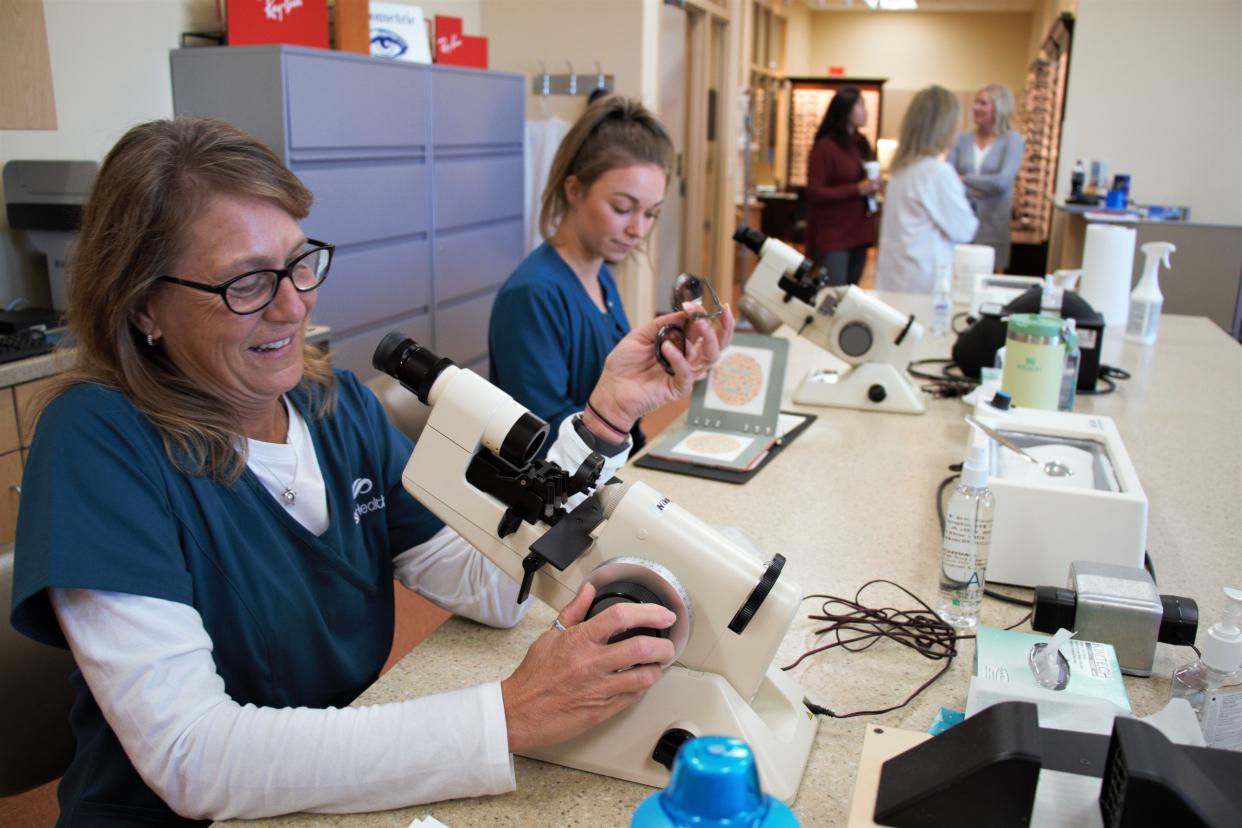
left=0, top=308, right=63, bottom=335
left=952, top=287, right=1105, bottom=391
left=873, top=701, right=1242, bottom=828
left=0, top=330, right=53, bottom=365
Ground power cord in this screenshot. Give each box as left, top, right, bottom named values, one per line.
left=790, top=580, right=963, bottom=719
left=909, top=359, right=979, bottom=400
left=1078, top=365, right=1130, bottom=396
left=790, top=580, right=1030, bottom=720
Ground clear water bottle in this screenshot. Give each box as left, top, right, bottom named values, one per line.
left=931, top=264, right=952, bottom=338
left=937, top=444, right=994, bottom=628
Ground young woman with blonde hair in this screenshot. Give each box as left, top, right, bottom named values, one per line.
left=946, top=83, right=1025, bottom=270
left=875, top=85, right=979, bottom=293
left=489, top=96, right=730, bottom=452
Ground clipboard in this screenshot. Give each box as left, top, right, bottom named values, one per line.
left=634, top=334, right=815, bottom=483
left=634, top=410, right=816, bottom=484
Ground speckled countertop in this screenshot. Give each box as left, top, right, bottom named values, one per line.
left=216, top=297, right=1241, bottom=827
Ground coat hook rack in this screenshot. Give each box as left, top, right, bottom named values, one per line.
left=532, top=59, right=615, bottom=97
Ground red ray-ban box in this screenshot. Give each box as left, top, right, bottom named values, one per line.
left=434, top=16, right=487, bottom=69
left=226, top=0, right=329, bottom=48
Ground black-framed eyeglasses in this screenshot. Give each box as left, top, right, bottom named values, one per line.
left=653, top=272, right=724, bottom=376
left=157, top=239, right=334, bottom=315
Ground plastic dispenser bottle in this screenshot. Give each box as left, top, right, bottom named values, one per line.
left=1125, top=241, right=1176, bottom=344
left=1058, top=319, right=1080, bottom=412
left=937, top=444, right=994, bottom=629
left=1040, top=274, right=1063, bottom=318
left=1169, top=588, right=1242, bottom=730
left=631, top=736, right=799, bottom=827
left=931, top=264, right=952, bottom=338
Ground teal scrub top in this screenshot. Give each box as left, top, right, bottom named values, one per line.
left=488, top=242, right=635, bottom=451
left=10, top=371, right=443, bottom=826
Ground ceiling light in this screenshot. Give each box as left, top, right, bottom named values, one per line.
left=879, top=0, right=918, bottom=9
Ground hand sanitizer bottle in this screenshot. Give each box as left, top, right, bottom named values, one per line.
left=937, top=443, right=994, bottom=628
left=1126, top=241, right=1176, bottom=344
left=931, top=264, right=952, bottom=338
left=1170, top=587, right=1242, bottom=732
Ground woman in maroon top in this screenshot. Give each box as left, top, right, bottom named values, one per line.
left=805, top=87, right=879, bottom=286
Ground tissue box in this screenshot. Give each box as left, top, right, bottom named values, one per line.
left=974, top=626, right=1130, bottom=713
left=969, top=406, right=1147, bottom=587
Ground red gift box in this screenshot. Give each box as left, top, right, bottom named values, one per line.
left=226, top=0, right=329, bottom=49
left=434, top=16, right=487, bottom=69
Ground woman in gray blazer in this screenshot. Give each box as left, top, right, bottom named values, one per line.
left=946, top=84, right=1025, bottom=270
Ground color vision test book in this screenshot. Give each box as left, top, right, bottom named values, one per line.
left=646, top=334, right=802, bottom=473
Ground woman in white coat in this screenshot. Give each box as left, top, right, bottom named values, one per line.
left=946, top=84, right=1025, bottom=270
left=875, top=85, right=978, bottom=294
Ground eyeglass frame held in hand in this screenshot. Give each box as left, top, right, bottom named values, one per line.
left=654, top=272, right=724, bottom=376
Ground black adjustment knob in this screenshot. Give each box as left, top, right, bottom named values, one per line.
left=989, top=390, right=1013, bottom=411
left=868, top=384, right=887, bottom=403
left=728, top=554, right=786, bottom=634
left=652, top=727, right=696, bottom=770
left=587, top=581, right=670, bottom=644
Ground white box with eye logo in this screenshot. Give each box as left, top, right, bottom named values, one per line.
left=369, top=3, right=431, bottom=63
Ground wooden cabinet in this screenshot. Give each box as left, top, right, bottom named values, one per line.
left=0, top=375, right=61, bottom=543
left=14, top=376, right=55, bottom=448
left=0, top=387, right=18, bottom=455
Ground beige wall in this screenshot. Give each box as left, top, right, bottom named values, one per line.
left=807, top=11, right=1032, bottom=140
left=785, top=1, right=813, bottom=77
left=1059, top=0, right=1242, bottom=225
left=0, top=0, right=216, bottom=303
left=0, top=0, right=482, bottom=304
left=481, top=0, right=649, bottom=123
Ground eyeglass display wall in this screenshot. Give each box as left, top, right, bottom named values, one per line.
left=1012, top=18, right=1073, bottom=246
left=786, top=77, right=884, bottom=189
left=171, top=45, right=525, bottom=379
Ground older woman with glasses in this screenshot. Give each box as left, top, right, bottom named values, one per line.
left=8, top=117, right=732, bottom=825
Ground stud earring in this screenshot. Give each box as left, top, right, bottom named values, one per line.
left=147, top=333, right=156, bottom=347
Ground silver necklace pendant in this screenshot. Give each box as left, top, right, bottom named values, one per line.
left=281, top=486, right=297, bottom=505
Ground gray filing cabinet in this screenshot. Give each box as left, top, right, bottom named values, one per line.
left=170, top=45, right=524, bottom=379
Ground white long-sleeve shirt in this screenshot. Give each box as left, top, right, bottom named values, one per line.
left=49, top=413, right=629, bottom=821
left=875, top=155, right=980, bottom=294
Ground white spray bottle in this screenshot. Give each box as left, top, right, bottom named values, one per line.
left=1125, top=241, right=1176, bottom=344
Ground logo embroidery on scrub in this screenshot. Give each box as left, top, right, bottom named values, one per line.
left=352, top=477, right=385, bottom=524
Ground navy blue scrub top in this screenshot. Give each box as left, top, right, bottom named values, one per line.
left=489, top=242, right=639, bottom=453
left=10, top=371, right=443, bottom=826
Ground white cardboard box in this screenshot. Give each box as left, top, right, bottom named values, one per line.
left=969, top=406, right=1147, bottom=588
